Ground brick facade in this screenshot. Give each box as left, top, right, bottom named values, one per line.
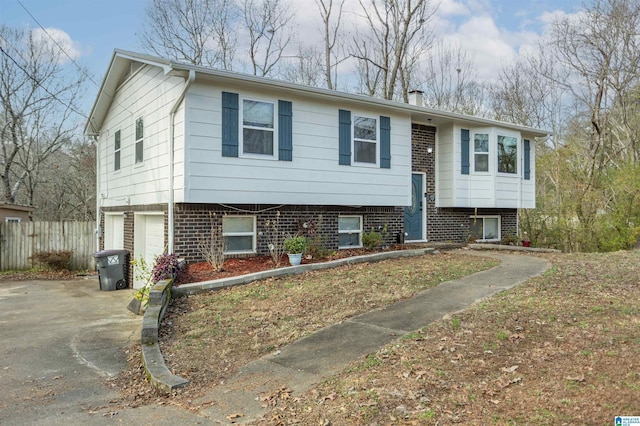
left=98, top=123, right=520, bottom=270
left=411, top=123, right=518, bottom=243
left=173, top=204, right=404, bottom=263
left=101, top=203, right=403, bottom=264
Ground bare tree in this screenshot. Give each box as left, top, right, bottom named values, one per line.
left=548, top=0, right=640, bottom=167
left=242, top=0, right=294, bottom=77
left=351, top=0, right=438, bottom=101
left=281, top=44, right=324, bottom=86
left=0, top=25, right=86, bottom=205
left=139, top=0, right=238, bottom=69
left=421, top=42, right=487, bottom=115
left=316, top=0, right=346, bottom=89
left=34, top=140, right=96, bottom=221
left=490, top=54, right=567, bottom=132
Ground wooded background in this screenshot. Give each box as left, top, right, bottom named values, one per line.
left=1, top=0, right=638, bottom=252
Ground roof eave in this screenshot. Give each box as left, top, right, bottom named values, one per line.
left=85, top=49, right=550, bottom=138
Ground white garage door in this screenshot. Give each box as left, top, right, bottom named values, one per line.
left=133, top=214, right=165, bottom=289
left=104, top=214, right=124, bottom=250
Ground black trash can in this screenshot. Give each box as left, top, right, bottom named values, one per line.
left=93, top=249, right=130, bottom=291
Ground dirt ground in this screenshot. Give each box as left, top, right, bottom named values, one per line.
left=115, top=249, right=639, bottom=423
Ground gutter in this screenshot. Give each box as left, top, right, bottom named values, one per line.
left=168, top=69, right=196, bottom=253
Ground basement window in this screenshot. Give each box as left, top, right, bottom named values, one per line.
left=469, top=216, right=500, bottom=242
left=223, top=216, right=256, bottom=254
left=338, top=215, right=362, bottom=248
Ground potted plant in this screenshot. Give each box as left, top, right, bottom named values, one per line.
left=283, top=235, right=306, bottom=266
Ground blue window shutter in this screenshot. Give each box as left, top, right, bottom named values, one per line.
left=524, top=139, right=531, bottom=180
left=278, top=100, right=293, bottom=161
left=221, top=92, right=239, bottom=157
left=380, top=116, right=391, bottom=169
left=461, top=129, right=470, bottom=175
left=339, top=109, right=351, bottom=165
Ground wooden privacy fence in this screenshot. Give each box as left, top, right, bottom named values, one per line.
left=0, top=221, right=96, bottom=271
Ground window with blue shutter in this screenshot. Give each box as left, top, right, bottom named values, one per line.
left=221, top=92, right=239, bottom=157
left=380, top=116, right=391, bottom=169
left=339, top=109, right=351, bottom=165
left=461, top=129, right=470, bottom=175
left=278, top=100, right=292, bottom=161
left=524, top=139, right=531, bottom=180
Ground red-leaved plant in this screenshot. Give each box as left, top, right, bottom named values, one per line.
left=151, top=253, right=183, bottom=283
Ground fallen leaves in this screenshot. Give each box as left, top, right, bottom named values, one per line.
left=260, top=387, right=293, bottom=408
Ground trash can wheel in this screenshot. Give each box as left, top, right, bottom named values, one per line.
left=116, top=279, right=127, bottom=290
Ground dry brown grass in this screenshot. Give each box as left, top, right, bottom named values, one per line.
left=115, top=249, right=640, bottom=425
left=255, top=250, right=640, bottom=425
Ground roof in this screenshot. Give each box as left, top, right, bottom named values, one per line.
left=85, top=49, right=550, bottom=138
left=0, top=202, right=36, bottom=212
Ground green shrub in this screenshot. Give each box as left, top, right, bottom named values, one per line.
left=362, top=229, right=382, bottom=250
left=33, top=250, right=73, bottom=270
left=283, top=235, right=306, bottom=254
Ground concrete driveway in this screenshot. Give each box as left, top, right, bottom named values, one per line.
left=0, top=277, right=204, bottom=425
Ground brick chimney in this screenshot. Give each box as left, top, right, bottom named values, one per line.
left=408, top=90, right=424, bottom=106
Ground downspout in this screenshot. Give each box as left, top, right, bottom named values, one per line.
left=91, top=133, right=101, bottom=253
left=168, top=69, right=196, bottom=253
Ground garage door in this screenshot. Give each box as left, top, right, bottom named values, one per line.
left=104, top=214, right=124, bottom=249
left=133, top=214, right=165, bottom=289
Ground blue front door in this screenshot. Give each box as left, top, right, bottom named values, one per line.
left=404, top=173, right=423, bottom=241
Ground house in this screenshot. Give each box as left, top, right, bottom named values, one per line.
left=85, top=50, right=547, bottom=288
left=0, top=202, right=34, bottom=223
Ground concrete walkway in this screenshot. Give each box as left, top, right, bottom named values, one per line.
left=195, top=251, right=550, bottom=423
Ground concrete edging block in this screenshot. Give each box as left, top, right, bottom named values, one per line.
left=173, top=248, right=436, bottom=298
left=140, top=278, right=189, bottom=392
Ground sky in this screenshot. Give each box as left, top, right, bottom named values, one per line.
left=0, top=0, right=585, bottom=113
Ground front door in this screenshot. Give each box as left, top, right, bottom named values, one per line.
left=404, top=173, right=423, bottom=241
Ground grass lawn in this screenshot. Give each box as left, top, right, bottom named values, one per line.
left=115, top=249, right=640, bottom=425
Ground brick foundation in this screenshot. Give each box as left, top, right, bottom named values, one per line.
left=411, top=123, right=518, bottom=243
left=173, top=204, right=404, bottom=263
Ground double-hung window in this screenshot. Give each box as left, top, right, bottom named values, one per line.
left=497, top=135, right=517, bottom=174
left=353, top=116, right=377, bottom=164
left=135, top=117, right=144, bottom=164
left=473, top=133, right=489, bottom=172
left=469, top=216, right=500, bottom=241
left=223, top=216, right=256, bottom=254
left=114, top=130, right=121, bottom=171
left=338, top=215, right=362, bottom=248
left=242, top=99, right=275, bottom=156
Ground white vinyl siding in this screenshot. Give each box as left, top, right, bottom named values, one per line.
left=97, top=64, right=187, bottom=207
left=223, top=216, right=256, bottom=254
left=438, top=125, right=533, bottom=209
left=183, top=82, right=411, bottom=206
left=338, top=215, right=362, bottom=248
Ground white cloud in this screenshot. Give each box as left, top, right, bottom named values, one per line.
left=440, top=14, right=518, bottom=82
left=436, top=0, right=471, bottom=17
left=286, top=0, right=584, bottom=88
left=31, top=27, right=83, bottom=62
